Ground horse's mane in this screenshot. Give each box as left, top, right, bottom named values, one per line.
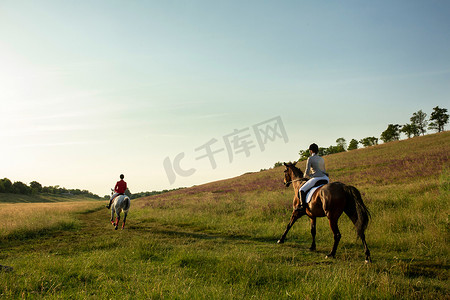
left=285, top=162, right=304, bottom=178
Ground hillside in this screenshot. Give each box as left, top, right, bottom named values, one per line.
left=136, top=131, right=449, bottom=209
left=1, top=131, right=449, bottom=299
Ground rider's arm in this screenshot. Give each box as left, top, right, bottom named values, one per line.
left=305, top=157, right=312, bottom=178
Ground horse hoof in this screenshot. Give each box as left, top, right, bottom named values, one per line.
left=277, top=240, right=284, bottom=244
left=309, top=247, right=316, bottom=252
left=325, top=254, right=335, bottom=259
left=115, top=226, right=118, bottom=230
left=365, top=258, right=371, bottom=264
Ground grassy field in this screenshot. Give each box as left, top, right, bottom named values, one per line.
left=0, top=132, right=449, bottom=299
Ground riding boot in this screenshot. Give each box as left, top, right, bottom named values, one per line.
left=298, top=191, right=307, bottom=211
left=106, top=199, right=112, bottom=209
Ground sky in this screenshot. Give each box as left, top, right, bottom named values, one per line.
left=1, top=0, right=449, bottom=196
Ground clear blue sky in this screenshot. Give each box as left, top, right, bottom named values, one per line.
left=1, top=1, right=449, bottom=196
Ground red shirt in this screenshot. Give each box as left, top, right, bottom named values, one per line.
left=114, top=180, right=127, bottom=194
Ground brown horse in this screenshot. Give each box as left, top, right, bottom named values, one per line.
left=278, top=162, right=371, bottom=263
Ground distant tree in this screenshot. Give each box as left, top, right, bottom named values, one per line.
left=324, top=145, right=344, bottom=155
left=381, top=124, right=401, bottom=143
left=132, top=187, right=185, bottom=199
left=0, top=178, right=13, bottom=193
left=42, top=186, right=55, bottom=194
left=29, top=181, right=43, bottom=194
left=360, top=137, right=378, bottom=147
left=428, top=106, right=449, bottom=132
left=410, top=110, right=427, bottom=136
left=299, top=149, right=311, bottom=161
left=348, top=139, right=359, bottom=150
left=71, top=189, right=82, bottom=195
left=273, top=162, right=283, bottom=168
left=12, top=181, right=32, bottom=195
left=401, top=123, right=419, bottom=138
left=336, top=138, right=347, bottom=152
left=58, top=187, right=68, bottom=194
left=318, top=147, right=327, bottom=156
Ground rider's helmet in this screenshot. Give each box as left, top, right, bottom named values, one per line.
left=309, top=143, right=319, bottom=154
left=120, top=174, right=124, bottom=179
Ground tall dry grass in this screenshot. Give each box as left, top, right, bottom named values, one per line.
left=0, top=201, right=102, bottom=239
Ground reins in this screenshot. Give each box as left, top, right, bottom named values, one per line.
left=285, top=178, right=307, bottom=185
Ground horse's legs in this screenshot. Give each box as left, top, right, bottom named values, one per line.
left=122, top=211, right=128, bottom=229
left=111, top=208, right=115, bottom=225
left=346, top=213, right=371, bottom=262
left=360, top=233, right=371, bottom=263
left=326, top=218, right=341, bottom=259
left=278, top=210, right=302, bottom=244
left=309, top=217, right=317, bottom=251
left=115, top=211, right=120, bottom=230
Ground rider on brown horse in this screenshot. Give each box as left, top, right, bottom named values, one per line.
left=298, top=143, right=329, bottom=211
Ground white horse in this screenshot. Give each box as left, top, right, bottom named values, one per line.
left=110, top=189, right=131, bottom=230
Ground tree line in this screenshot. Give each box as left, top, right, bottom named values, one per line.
left=0, top=176, right=183, bottom=200
left=126, top=187, right=185, bottom=200
left=297, top=106, right=448, bottom=161
left=0, top=178, right=100, bottom=199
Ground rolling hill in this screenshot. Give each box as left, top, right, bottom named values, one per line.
left=1, top=131, right=448, bottom=299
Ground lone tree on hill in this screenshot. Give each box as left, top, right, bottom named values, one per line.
left=336, top=137, right=347, bottom=151
left=348, top=138, right=359, bottom=150
left=428, top=106, right=449, bottom=132
left=381, top=124, right=401, bottom=143
left=410, top=110, right=428, bottom=136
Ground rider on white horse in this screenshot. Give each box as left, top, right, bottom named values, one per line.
left=107, top=174, right=127, bottom=209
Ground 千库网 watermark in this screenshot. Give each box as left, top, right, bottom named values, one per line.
left=163, top=116, right=289, bottom=184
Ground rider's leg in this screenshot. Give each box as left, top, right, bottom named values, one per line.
left=300, top=190, right=307, bottom=208
left=107, top=193, right=118, bottom=209
left=298, top=178, right=317, bottom=210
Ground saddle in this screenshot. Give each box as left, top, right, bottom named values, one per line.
left=111, top=193, right=125, bottom=201
left=300, top=180, right=328, bottom=204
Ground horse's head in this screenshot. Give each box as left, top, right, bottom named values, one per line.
left=283, top=162, right=303, bottom=187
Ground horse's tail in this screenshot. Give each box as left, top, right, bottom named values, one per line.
left=343, top=185, right=371, bottom=239
left=123, top=197, right=131, bottom=211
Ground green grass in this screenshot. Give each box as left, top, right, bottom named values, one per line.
left=1, top=132, right=449, bottom=299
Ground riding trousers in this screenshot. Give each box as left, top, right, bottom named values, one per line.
left=300, top=176, right=329, bottom=194
left=110, top=193, right=124, bottom=200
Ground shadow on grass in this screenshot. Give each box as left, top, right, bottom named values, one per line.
left=0, top=221, right=80, bottom=242
left=128, top=221, right=278, bottom=244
